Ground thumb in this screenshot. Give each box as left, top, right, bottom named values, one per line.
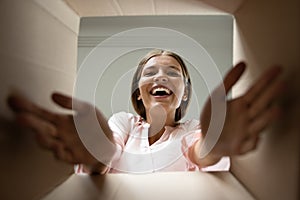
left=223, top=62, right=246, bottom=94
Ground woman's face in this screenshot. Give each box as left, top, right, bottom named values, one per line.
left=138, top=55, right=186, bottom=116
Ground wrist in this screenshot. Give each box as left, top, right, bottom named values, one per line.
left=190, top=138, right=222, bottom=168
left=81, top=162, right=108, bottom=175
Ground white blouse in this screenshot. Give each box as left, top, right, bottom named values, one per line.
left=75, top=112, right=230, bottom=174
left=108, top=112, right=229, bottom=173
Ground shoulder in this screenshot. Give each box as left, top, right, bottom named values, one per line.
left=108, top=112, right=141, bottom=132
left=109, top=111, right=135, bottom=122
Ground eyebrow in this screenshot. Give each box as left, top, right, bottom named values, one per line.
left=144, top=65, right=181, bottom=71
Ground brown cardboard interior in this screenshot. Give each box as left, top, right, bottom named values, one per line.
left=0, top=0, right=299, bottom=200
left=232, top=0, right=300, bottom=199
left=0, top=1, right=78, bottom=199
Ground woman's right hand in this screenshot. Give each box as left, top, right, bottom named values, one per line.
left=7, top=92, right=114, bottom=173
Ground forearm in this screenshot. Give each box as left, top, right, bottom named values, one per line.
left=79, top=109, right=117, bottom=175
left=96, top=110, right=115, bottom=143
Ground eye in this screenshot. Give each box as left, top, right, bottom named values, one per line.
left=142, top=68, right=157, bottom=77
left=167, top=70, right=181, bottom=77
left=143, top=71, right=156, bottom=77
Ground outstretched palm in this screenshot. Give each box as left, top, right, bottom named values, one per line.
left=200, top=62, right=283, bottom=158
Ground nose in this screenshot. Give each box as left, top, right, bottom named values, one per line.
left=153, top=74, right=168, bottom=82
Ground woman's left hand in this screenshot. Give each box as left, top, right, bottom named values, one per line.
left=199, top=62, right=284, bottom=160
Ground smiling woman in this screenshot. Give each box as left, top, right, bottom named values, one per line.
left=8, top=48, right=283, bottom=174
left=73, top=48, right=231, bottom=173
left=93, top=49, right=230, bottom=173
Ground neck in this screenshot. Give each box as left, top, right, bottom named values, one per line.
left=146, top=110, right=176, bottom=127
left=146, top=108, right=177, bottom=145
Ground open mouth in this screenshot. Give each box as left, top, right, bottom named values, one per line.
left=150, top=86, right=173, bottom=97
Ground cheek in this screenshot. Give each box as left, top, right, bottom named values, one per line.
left=174, top=90, right=185, bottom=104
left=173, top=81, right=185, bottom=98
left=138, top=79, right=150, bottom=97
left=138, top=77, right=149, bottom=88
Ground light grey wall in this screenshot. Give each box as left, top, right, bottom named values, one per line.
left=77, top=15, right=233, bottom=121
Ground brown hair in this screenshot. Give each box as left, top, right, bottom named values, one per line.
left=131, top=49, right=192, bottom=122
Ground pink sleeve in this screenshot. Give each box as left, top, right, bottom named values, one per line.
left=180, top=121, right=202, bottom=171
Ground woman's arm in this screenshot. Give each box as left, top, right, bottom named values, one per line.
left=8, top=92, right=116, bottom=174
left=192, top=62, right=284, bottom=168
left=188, top=137, right=222, bottom=168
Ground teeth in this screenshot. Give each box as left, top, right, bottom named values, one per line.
left=152, top=87, right=171, bottom=95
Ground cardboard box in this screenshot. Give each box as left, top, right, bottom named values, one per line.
left=0, top=0, right=298, bottom=199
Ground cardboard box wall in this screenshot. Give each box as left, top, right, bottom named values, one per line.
left=0, top=0, right=299, bottom=199
left=0, top=1, right=78, bottom=199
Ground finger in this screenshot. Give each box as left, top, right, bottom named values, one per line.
left=35, top=132, right=60, bottom=150
left=248, top=80, right=284, bottom=119
left=208, top=62, right=246, bottom=103
left=248, top=105, right=281, bottom=136
left=244, top=65, right=282, bottom=103
left=16, top=113, right=58, bottom=137
left=51, top=92, right=73, bottom=109
left=223, top=62, right=246, bottom=94
left=238, top=137, right=260, bottom=155
left=8, top=94, right=57, bottom=123
left=52, top=92, right=91, bottom=114
left=52, top=143, right=74, bottom=163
